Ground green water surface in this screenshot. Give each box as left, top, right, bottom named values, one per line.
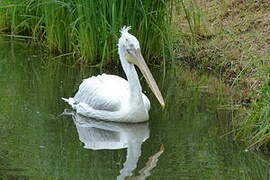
left=0, top=37, right=269, bottom=180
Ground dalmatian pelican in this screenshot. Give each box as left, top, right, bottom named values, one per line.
left=63, top=26, right=164, bottom=122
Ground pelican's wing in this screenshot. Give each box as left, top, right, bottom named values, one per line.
left=73, top=74, right=129, bottom=111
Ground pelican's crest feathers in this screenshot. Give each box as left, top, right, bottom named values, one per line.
left=120, top=26, right=131, bottom=35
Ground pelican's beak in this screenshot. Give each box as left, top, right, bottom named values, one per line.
left=129, top=49, right=165, bottom=107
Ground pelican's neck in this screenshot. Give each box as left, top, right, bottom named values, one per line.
left=119, top=47, right=144, bottom=106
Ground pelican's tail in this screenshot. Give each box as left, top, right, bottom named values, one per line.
left=62, top=97, right=123, bottom=121
left=62, top=97, right=77, bottom=108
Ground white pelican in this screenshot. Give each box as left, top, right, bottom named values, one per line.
left=63, top=26, right=165, bottom=123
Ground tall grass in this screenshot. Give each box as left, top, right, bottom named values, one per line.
left=43, top=0, right=75, bottom=53
left=0, top=0, right=42, bottom=36
left=173, top=0, right=209, bottom=61
left=0, top=0, right=172, bottom=64
left=180, top=0, right=207, bottom=42
left=237, top=63, right=270, bottom=150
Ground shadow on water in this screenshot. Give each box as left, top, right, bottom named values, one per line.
left=0, top=37, right=269, bottom=180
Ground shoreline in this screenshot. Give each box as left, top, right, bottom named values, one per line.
left=175, top=0, right=270, bottom=150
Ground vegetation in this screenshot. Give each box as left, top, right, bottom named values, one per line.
left=0, top=0, right=172, bottom=64
left=237, top=69, right=270, bottom=150
left=0, top=0, right=269, bottom=150
left=175, top=0, right=270, bottom=150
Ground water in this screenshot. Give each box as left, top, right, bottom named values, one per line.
left=0, top=37, right=269, bottom=180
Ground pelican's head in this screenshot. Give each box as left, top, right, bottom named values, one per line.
left=118, top=26, right=140, bottom=53
left=118, top=26, right=165, bottom=107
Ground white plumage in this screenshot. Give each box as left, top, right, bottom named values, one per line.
left=73, top=74, right=150, bottom=113
left=63, top=27, right=164, bottom=123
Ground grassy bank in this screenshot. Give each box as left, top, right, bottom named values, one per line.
left=175, top=0, right=270, bottom=150
left=0, top=0, right=172, bottom=64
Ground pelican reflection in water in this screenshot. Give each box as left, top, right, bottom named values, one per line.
left=69, top=112, right=163, bottom=180
left=63, top=26, right=164, bottom=123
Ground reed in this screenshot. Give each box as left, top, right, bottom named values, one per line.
left=0, top=0, right=39, bottom=36
left=180, top=0, right=206, bottom=41
left=42, top=0, right=75, bottom=53
left=0, top=0, right=172, bottom=64
left=176, top=0, right=208, bottom=44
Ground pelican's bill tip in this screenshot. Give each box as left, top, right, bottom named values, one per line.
left=161, top=103, right=165, bottom=108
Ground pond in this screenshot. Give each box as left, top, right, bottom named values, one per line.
left=0, top=37, right=269, bottom=180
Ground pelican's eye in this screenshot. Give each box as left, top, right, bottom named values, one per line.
left=127, top=44, right=135, bottom=54
left=127, top=49, right=131, bottom=54
left=130, top=44, right=135, bottom=49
